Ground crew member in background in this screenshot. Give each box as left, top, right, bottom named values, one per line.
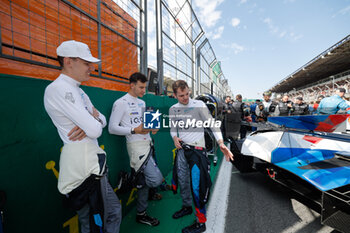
left=232, top=94, right=246, bottom=139
left=255, top=91, right=279, bottom=122
left=223, top=96, right=233, bottom=114
left=317, top=88, right=350, bottom=114
left=313, top=95, right=324, bottom=111
left=278, top=94, right=293, bottom=116
left=250, top=99, right=260, bottom=131
left=291, top=97, right=309, bottom=115
left=108, top=72, right=164, bottom=226
left=308, top=101, right=315, bottom=114
left=222, top=95, right=233, bottom=140
left=44, top=40, right=121, bottom=233
left=169, top=80, right=233, bottom=233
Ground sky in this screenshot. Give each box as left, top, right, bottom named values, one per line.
left=146, top=0, right=350, bottom=99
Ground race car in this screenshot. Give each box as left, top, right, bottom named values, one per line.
left=231, top=114, right=350, bottom=233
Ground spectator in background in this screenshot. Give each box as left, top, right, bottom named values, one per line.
left=278, top=94, right=293, bottom=116
left=313, top=95, right=324, bottom=111
left=344, top=94, right=350, bottom=113
left=223, top=96, right=233, bottom=114
left=250, top=99, right=260, bottom=131
left=256, top=91, right=279, bottom=122
left=308, top=101, right=315, bottom=114
left=291, top=97, right=309, bottom=115
left=344, top=94, right=350, bottom=102
left=250, top=100, right=259, bottom=119
left=273, top=94, right=282, bottom=105
left=232, top=94, right=246, bottom=139
left=222, top=96, right=233, bottom=141
left=317, top=88, right=350, bottom=114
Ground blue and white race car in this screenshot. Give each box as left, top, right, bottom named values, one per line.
left=232, top=114, right=350, bottom=233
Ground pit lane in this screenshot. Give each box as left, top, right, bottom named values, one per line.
left=224, top=167, right=339, bottom=233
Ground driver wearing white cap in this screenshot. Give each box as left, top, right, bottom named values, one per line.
left=44, top=40, right=122, bottom=233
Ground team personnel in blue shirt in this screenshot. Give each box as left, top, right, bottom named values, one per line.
left=317, top=88, right=350, bottom=114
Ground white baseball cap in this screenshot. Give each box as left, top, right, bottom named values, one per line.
left=56, top=40, right=100, bottom=63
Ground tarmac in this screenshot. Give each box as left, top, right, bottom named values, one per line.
left=225, top=166, right=337, bottom=233
left=120, top=150, right=339, bottom=233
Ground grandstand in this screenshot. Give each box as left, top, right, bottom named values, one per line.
left=269, top=34, right=350, bottom=102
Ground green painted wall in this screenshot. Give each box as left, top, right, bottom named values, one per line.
left=0, top=74, right=177, bottom=233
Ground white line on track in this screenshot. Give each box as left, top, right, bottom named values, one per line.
left=205, top=159, right=233, bottom=233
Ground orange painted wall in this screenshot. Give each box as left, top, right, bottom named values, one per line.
left=0, top=0, right=138, bottom=91
left=0, top=58, right=130, bottom=91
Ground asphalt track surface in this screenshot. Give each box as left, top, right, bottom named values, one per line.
left=225, top=166, right=339, bottom=233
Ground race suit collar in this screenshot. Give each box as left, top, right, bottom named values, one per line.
left=59, top=73, right=81, bottom=87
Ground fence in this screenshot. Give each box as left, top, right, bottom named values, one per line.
left=155, top=0, right=227, bottom=98
left=196, top=36, right=225, bottom=99
left=0, top=0, right=229, bottom=97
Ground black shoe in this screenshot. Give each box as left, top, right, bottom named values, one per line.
left=136, top=212, right=160, bottom=226
left=182, top=222, right=206, bottom=233
left=172, top=206, right=193, bottom=219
